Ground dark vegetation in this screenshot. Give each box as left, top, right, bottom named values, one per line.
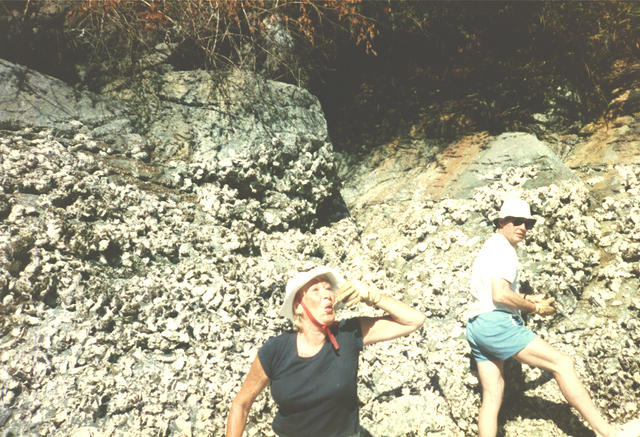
left=0, top=0, right=638, bottom=151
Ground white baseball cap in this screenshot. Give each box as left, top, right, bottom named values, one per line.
left=279, top=266, right=344, bottom=321
left=494, top=198, right=536, bottom=226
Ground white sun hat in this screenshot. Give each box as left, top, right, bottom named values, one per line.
left=494, top=198, right=536, bottom=226
left=279, top=266, right=344, bottom=321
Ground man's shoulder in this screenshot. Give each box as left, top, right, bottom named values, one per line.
left=478, top=234, right=516, bottom=258
left=486, top=233, right=513, bottom=248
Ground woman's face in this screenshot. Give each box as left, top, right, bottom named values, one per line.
left=299, top=276, right=336, bottom=326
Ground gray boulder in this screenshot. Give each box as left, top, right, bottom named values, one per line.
left=100, top=68, right=341, bottom=232
left=450, top=132, right=578, bottom=197
left=0, top=59, right=127, bottom=133
left=102, top=68, right=329, bottom=163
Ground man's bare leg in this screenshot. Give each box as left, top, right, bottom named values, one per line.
left=477, top=359, right=505, bottom=437
left=514, top=337, right=615, bottom=437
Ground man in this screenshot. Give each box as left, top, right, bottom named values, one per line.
left=466, top=197, right=639, bottom=437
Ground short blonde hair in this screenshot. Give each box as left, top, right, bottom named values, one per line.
left=292, top=297, right=304, bottom=331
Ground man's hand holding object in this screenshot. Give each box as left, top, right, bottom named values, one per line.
left=525, top=294, right=556, bottom=316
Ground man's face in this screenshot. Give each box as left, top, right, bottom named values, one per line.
left=498, top=217, right=532, bottom=247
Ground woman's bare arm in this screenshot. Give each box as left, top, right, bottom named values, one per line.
left=360, top=292, right=425, bottom=346
left=226, top=356, right=270, bottom=437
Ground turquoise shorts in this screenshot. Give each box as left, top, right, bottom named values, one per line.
left=466, top=310, right=537, bottom=362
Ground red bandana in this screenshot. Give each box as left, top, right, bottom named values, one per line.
left=297, top=296, right=339, bottom=350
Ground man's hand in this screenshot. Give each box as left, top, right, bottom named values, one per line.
left=336, top=280, right=382, bottom=307
left=531, top=296, right=556, bottom=316
left=524, top=294, right=547, bottom=304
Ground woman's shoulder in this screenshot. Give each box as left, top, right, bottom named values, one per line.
left=262, top=330, right=296, bottom=349
left=336, top=318, right=364, bottom=350
left=258, top=331, right=297, bottom=379
left=258, top=330, right=295, bottom=367
left=337, top=318, right=363, bottom=337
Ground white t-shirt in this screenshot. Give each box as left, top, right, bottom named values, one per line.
left=467, top=233, right=519, bottom=319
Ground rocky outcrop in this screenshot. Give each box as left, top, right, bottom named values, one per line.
left=102, top=67, right=341, bottom=233
left=0, top=58, right=145, bottom=157
left=342, top=110, right=640, bottom=435
left=101, top=68, right=329, bottom=162
left=0, top=59, right=122, bottom=129
left=0, top=58, right=639, bottom=436
left=0, top=60, right=346, bottom=436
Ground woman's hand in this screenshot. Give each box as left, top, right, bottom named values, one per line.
left=335, top=279, right=425, bottom=346
left=336, top=280, right=381, bottom=307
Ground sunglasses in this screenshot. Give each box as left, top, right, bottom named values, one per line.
left=507, top=217, right=536, bottom=229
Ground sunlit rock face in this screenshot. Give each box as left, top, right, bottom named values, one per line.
left=341, top=111, right=640, bottom=436
left=1, top=58, right=639, bottom=436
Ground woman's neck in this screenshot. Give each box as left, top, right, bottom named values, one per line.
left=297, top=326, right=326, bottom=357
left=299, top=323, right=326, bottom=344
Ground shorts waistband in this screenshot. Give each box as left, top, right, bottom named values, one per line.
left=469, top=310, right=522, bottom=323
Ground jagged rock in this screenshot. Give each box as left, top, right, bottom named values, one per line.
left=0, top=59, right=123, bottom=131
left=447, top=132, right=578, bottom=197
left=101, top=68, right=329, bottom=163
left=0, top=59, right=148, bottom=158
left=0, top=59, right=639, bottom=437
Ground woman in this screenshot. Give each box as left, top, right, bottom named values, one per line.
left=226, top=265, right=425, bottom=437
